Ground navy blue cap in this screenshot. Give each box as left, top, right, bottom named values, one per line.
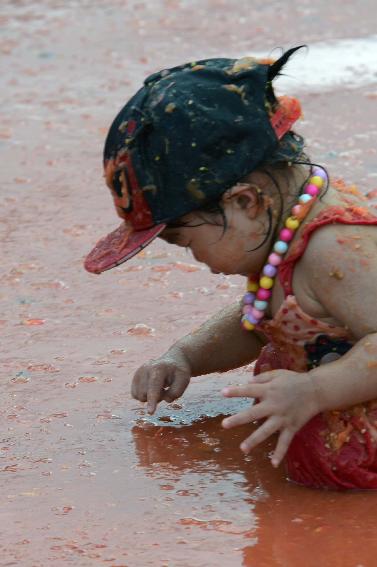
left=85, top=48, right=303, bottom=273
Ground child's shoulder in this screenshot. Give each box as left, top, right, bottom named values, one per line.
left=319, top=183, right=377, bottom=217
left=296, top=182, right=374, bottom=279
left=302, top=184, right=377, bottom=265
left=295, top=185, right=377, bottom=336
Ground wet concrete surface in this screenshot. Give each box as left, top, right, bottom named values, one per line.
left=1, top=1, right=377, bottom=565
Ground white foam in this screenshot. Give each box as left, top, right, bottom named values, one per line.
left=242, top=36, right=377, bottom=94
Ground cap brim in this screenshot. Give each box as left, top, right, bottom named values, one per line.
left=84, top=222, right=166, bottom=274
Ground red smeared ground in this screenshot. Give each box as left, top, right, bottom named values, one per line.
left=1, top=1, right=377, bottom=565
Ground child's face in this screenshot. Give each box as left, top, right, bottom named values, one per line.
left=159, top=185, right=271, bottom=277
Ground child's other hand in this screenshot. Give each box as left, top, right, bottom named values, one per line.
left=131, top=348, right=191, bottom=414
left=221, top=370, right=320, bottom=467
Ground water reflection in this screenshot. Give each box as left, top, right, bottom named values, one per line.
left=132, top=408, right=377, bottom=567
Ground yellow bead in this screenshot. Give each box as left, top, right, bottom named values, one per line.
left=260, top=276, right=274, bottom=289
left=247, top=281, right=258, bottom=292
left=242, top=319, right=255, bottom=331
left=310, top=175, right=324, bottom=188
left=285, top=216, right=300, bottom=230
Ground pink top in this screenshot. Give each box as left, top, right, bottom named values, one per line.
left=252, top=198, right=377, bottom=490
left=255, top=202, right=377, bottom=375
left=256, top=295, right=351, bottom=374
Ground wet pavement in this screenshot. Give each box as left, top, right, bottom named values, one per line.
left=1, top=1, right=377, bottom=565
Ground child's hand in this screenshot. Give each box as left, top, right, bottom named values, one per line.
left=221, top=370, right=320, bottom=467
left=131, top=348, right=191, bottom=414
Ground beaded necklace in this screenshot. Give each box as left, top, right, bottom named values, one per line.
left=241, top=166, right=328, bottom=331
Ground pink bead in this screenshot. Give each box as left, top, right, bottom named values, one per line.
left=251, top=307, right=264, bottom=319
left=292, top=205, right=302, bottom=216
left=242, top=305, right=253, bottom=316
left=305, top=184, right=319, bottom=197
left=268, top=253, right=282, bottom=266
left=280, top=228, right=294, bottom=242
left=256, top=288, right=271, bottom=300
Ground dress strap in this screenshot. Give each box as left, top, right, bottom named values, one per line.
left=278, top=204, right=377, bottom=297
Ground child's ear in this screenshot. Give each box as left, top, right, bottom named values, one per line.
left=222, top=183, right=262, bottom=218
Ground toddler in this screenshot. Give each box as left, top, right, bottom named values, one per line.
left=85, top=47, right=377, bottom=490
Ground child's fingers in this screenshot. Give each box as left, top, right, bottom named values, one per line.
left=162, top=372, right=190, bottom=403
left=146, top=369, right=169, bottom=414
left=270, top=429, right=294, bottom=467
left=248, top=371, right=275, bottom=384
left=239, top=416, right=279, bottom=454
left=222, top=383, right=262, bottom=399
left=222, top=402, right=267, bottom=429
left=131, top=369, right=148, bottom=402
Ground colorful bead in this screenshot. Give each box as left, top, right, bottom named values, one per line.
left=280, top=228, right=294, bottom=242
left=310, top=175, right=324, bottom=188
left=274, top=240, right=288, bottom=254
left=241, top=167, right=327, bottom=332
left=251, top=307, right=264, bottom=319
left=299, top=194, right=312, bottom=204
left=243, top=292, right=255, bottom=304
left=254, top=300, right=268, bottom=311
left=260, top=276, right=274, bottom=289
left=305, top=184, right=320, bottom=197
left=256, top=288, right=271, bottom=300
left=311, top=166, right=327, bottom=180
left=241, top=316, right=255, bottom=331
left=285, top=216, right=300, bottom=230
left=243, top=313, right=258, bottom=325
left=242, top=305, right=253, bottom=315
left=263, top=264, right=277, bottom=278
left=268, top=253, right=282, bottom=266
left=247, top=281, right=258, bottom=292
left=292, top=205, right=302, bottom=217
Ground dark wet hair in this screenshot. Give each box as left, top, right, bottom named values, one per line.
left=165, top=145, right=329, bottom=252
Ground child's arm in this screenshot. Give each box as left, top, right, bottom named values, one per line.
left=223, top=332, right=377, bottom=467
left=131, top=300, right=265, bottom=413
left=176, top=300, right=265, bottom=375
left=303, top=222, right=377, bottom=411
left=222, top=223, right=377, bottom=466
left=309, top=333, right=377, bottom=410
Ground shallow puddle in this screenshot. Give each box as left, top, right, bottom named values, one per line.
left=1, top=1, right=377, bottom=565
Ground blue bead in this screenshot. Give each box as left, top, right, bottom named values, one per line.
left=244, top=313, right=259, bottom=325
left=254, top=300, right=268, bottom=311
left=299, top=194, right=312, bottom=204
left=273, top=240, right=288, bottom=254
